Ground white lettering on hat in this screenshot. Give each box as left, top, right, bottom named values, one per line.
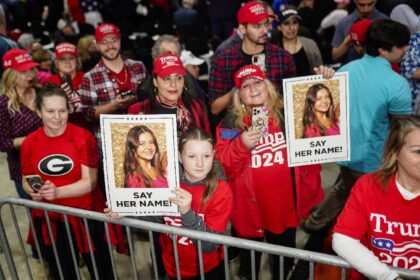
left=249, top=4, right=265, bottom=15
left=237, top=67, right=257, bottom=78
left=15, top=54, right=31, bottom=63
left=58, top=47, right=75, bottom=53
left=160, top=55, right=178, bottom=63
left=282, top=9, right=298, bottom=16
left=99, top=24, right=114, bottom=33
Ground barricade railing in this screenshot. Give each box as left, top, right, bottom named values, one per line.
left=0, top=197, right=419, bottom=280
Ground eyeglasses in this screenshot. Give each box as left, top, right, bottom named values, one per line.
left=98, top=37, right=120, bottom=47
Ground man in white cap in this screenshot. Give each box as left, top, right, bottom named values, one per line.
left=180, top=49, right=205, bottom=79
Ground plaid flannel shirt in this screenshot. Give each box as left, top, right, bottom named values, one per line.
left=208, top=41, right=296, bottom=104
left=79, top=58, right=148, bottom=143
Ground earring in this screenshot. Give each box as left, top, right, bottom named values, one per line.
left=153, top=86, right=158, bottom=94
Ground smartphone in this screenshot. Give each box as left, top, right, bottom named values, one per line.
left=252, top=106, right=269, bottom=136
left=120, top=90, right=134, bottom=98
left=251, top=53, right=266, bottom=72
left=61, top=74, right=74, bottom=91
left=26, top=175, right=44, bottom=193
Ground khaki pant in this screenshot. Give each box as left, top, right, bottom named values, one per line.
left=303, top=166, right=365, bottom=231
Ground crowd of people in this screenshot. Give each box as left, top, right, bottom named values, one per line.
left=0, top=0, right=419, bottom=279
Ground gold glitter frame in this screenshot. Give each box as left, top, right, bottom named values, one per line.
left=110, top=123, right=167, bottom=188
left=291, top=80, right=340, bottom=139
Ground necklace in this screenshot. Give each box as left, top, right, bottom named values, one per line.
left=113, top=66, right=128, bottom=85
left=284, top=38, right=298, bottom=54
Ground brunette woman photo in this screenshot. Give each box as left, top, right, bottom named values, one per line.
left=123, top=125, right=168, bottom=188
left=302, top=83, right=340, bottom=138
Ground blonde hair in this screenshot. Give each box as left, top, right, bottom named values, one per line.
left=1, top=69, right=23, bottom=115
left=77, top=35, right=95, bottom=62
left=231, top=79, right=284, bottom=129
left=375, top=116, right=420, bottom=190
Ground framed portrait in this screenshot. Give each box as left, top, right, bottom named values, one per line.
left=100, top=114, right=179, bottom=215
left=283, top=72, right=350, bottom=167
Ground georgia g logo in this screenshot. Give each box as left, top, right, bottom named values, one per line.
left=38, top=155, right=74, bottom=176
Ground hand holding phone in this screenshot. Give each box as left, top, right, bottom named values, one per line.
left=251, top=54, right=266, bottom=72
left=120, top=90, right=134, bottom=98
left=26, top=175, right=44, bottom=193
left=61, top=74, right=74, bottom=91
left=252, top=106, right=269, bottom=136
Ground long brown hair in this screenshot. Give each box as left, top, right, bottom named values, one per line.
left=178, top=128, right=218, bottom=207
left=302, top=83, right=337, bottom=138
left=232, top=79, right=283, bottom=129
left=123, top=125, right=165, bottom=188
left=375, top=116, right=420, bottom=190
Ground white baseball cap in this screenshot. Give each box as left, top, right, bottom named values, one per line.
left=180, top=50, right=204, bottom=66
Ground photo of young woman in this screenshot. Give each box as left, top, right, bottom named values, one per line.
left=302, top=83, right=340, bottom=138
left=123, top=125, right=168, bottom=188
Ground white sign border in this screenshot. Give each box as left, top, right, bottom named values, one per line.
left=100, top=114, right=179, bottom=216
left=283, top=72, right=350, bottom=167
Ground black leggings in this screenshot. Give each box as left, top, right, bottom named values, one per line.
left=239, top=228, right=296, bottom=280
left=34, top=218, right=115, bottom=280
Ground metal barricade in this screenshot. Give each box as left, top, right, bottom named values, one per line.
left=0, top=197, right=419, bottom=280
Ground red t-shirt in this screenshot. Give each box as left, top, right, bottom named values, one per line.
left=20, top=123, right=98, bottom=209
left=334, top=173, right=420, bottom=275
left=21, top=124, right=103, bottom=253
left=109, top=66, right=132, bottom=93
left=250, top=118, right=297, bottom=234
left=160, top=180, right=233, bottom=278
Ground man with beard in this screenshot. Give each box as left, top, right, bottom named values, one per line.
left=79, top=23, right=147, bottom=147
left=208, top=1, right=295, bottom=120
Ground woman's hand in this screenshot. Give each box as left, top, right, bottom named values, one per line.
left=38, top=180, right=59, bottom=201
left=28, top=189, right=43, bottom=201
left=104, top=202, right=125, bottom=219
left=169, top=188, right=192, bottom=215
left=241, top=128, right=264, bottom=149
left=313, top=65, right=335, bottom=79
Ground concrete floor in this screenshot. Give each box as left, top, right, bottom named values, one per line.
left=0, top=152, right=339, bottom=280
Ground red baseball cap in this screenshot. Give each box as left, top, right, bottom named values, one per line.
left=55, top=43, right=77, bottom=59
left=234, top=64, right=266, bottom=88
left=3, top=48, right=38, bottom=72
left=95, top=23, right=120, bottom=42
left=348, top=19, right=373, bottom=44
left=237, top=1, right=273, bottom=25
left=153, top=54, right=186, bottom=78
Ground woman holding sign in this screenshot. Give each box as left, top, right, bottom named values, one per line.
left=123, top=125, right=168, bottom=188
left=302, top=83, right=340, bottom=138
left=215, top=64, right=326, bottom=279
left=333, top=116, right=420, bottom=280
left=21, top=84, right=115, bottom=280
